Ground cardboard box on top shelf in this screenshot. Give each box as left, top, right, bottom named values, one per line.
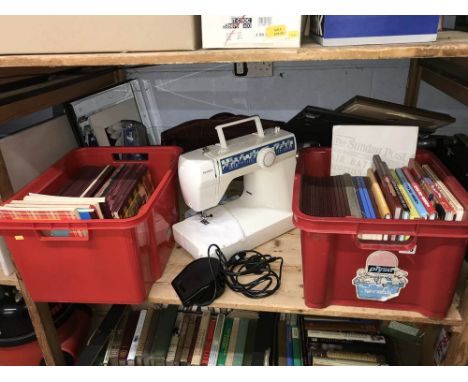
left=0, top=15, right=201, bottom=54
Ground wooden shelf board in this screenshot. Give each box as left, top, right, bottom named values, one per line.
left=1, top=31, right=468, bottom=68
left=0, top=269, right=18, bottom=287
left=148, top=229, right=462, bottom=327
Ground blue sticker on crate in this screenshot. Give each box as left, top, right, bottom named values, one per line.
left=352, top=251, right=408, bottom=302
left=220, top=137, right=295, bottom=174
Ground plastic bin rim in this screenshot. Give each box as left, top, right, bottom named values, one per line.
left=0, top=146, right=182, bottom=231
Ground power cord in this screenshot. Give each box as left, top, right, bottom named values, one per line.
left=205, top=243, right=284, bottom=305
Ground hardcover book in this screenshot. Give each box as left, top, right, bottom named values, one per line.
left=191, top=311, right=211, bottom=366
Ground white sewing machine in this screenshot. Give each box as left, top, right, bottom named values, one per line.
left=173, top=116, right=297, bottom=259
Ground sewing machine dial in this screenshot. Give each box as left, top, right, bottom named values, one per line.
left=257, top=147, right=276, bottom=168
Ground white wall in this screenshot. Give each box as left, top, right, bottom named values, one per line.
left=126, top=59, right=467, bottom=136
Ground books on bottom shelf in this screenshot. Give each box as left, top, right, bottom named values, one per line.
left=90, top=306, right=391, bottom=366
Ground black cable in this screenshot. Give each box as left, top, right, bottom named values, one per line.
left=206, top=243, right=283, bottom=303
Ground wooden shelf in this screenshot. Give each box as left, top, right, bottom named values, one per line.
left=149, top=229, right=463, bottom=327
left=1, top=31, right=468, bottom=68
left=0, top=269, right=18, bottom=287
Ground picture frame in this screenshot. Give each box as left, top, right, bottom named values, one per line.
left=336, top=95, right=455, bottom=133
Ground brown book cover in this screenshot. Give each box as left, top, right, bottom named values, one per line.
left=108, top=310, right=130, bottom=366
left=142, top=309, right=160, bottom=365
left=110, top=164, right=148, bottom=218
left=300, top=176, right=316, bottom=216
left=180, top=314, right=196, bottom=366
left=337, top=175, right=352, bottom=217
left=135, top=308, right=155, bottom=366
left=105, top=165, right=135, bottom=214
left=304, top=321, right=381, bottom=334
left=174, top=313, right=190, bottom=366
left=315, top=177, right=324, bottom=217
left=373, top=155, right=403, bottom=220
left=59, top=166, right=105, bottom=196
left=94, top=164, right=127, bottom=198
left=118, top=310, right=140, bottom=366
left=187, top=315, right=201, bottom=365
left=333, top=176, right=343, bottom=217
left=330, top=176, right=340, bottom=217
left=277, top=318, right=287, bottom=366
left=82, top=165, right=116, bottom=197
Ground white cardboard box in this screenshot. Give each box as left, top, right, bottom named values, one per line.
left=202, top=16, right=302, bottom=48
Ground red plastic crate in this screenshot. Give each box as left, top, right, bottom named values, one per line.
left=293, top=148, right=468, bottom=318
left=0, top=146, right=182, bottom=304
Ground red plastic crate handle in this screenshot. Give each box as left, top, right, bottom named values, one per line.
left=34, top=229, right=90, bottom=242
left=353, top=235, right=417, bottom=251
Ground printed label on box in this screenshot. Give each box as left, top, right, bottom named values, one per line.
left=352, top=250, right=408, bottom=302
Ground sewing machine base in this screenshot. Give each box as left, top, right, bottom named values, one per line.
left=173, top=204, right=293, bottom=259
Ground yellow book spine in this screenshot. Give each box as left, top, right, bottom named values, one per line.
left=367, top=169, right=391, bottom=219
left=391, top=170, right=420, bottom=220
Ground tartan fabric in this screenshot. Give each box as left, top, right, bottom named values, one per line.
left=0, top=208, right=88, bottom=237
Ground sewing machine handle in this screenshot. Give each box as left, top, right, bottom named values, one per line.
left=215, top=116, right=265, bottom=149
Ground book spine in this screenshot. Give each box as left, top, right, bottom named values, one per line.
left=142, top=309, right=160, bottom=365
left=191, top=311, right=211, bottom=366
left=382, top=162, right=409, bottom=216
left=402, top=166, right=437, bottom=220
left=134, top=308, right=154, bottom=366
left=307, top=329, right=386, bottom=344
left=325, top=350, right=384, bottom=363
left=187, top=315, right=201, bottom=365
left=298, top=315, right=309, bottom=366
left=411, top=161, right=454, bottom=220
left=208, top=314, right=226, bottom=366
left=233, top=319, right=249, bottom=366
left=165, top=312, right=184, bottom=366
left=312, top=356, right=386, bottom=366
left=216, top=317, right=233, bottom=366
left=201, top=318, right=217, bottom=366
left=396, top=167, right=428, bottom=219
left=112, top=165, right=147, bottom=219
left=391, top=169, right=419, bottom=219
left=343, top=173, right=362, bottom=218
left=151, top=305, right=179, bottom=366
left=359, top=176, right=376, bottom=219
left=290, top=315, right=302, bottom=366
left=286, top=317, right=293, bottom=366
left=173, top=313, right=190, bottom=366
left=367, top=169, right=391, bottom=219
left=422, top=164, right=464, bottom=221
left=118, top=310, right=139, bottom=366
left=373, top=155, right=401, bottom=222
left=126, top=309, right=147, bottom=366
left=179, top=314, right=196, bottom=366
left=336, top=175, right=351, bottom=217
left=225, top=317, right=240, bottom=366
left=102, top=330, right=115, bottom=366
left=108, top=311, right=129, bottom=366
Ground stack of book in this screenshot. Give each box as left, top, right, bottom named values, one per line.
left=306, top=316, right=389, bottom=366
left=91, top=306, right=316, bottom=366
left=301, top=154, right=464, bottom=237
left=0, top=164, right=155, bottom=237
